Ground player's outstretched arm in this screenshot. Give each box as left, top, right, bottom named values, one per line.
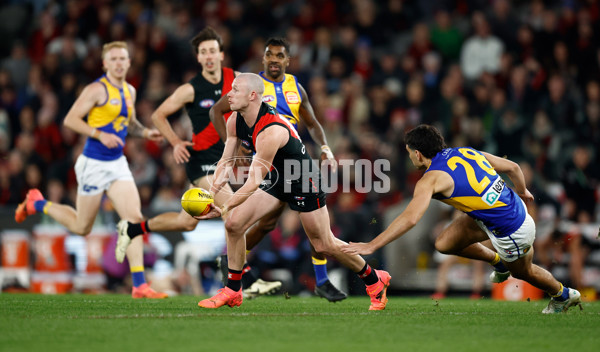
left=63, top=82, right=124, bottom=149
left=152, top=84, right=195, bottom=163
left=342, top=173, right=438, bottom=255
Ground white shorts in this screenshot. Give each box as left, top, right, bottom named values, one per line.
left=475, top=212, right=536, bottom=263
left=74, top=154, right=134, bottom=196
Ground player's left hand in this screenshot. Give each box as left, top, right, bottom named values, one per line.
left=519, top=189, right=534, bottom=205
left=320, top=145, right=337, bottom=173
left=193, top=203, right=222, bottom=220
left=341, top=242, right=374, bottom=256
left=144, top=128, right=164, bottom=142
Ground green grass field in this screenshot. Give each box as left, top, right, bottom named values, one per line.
left=1, top=293, right=598, bottom=352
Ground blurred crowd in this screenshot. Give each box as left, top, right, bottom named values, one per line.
left=0, top=0, right=599, bottom=293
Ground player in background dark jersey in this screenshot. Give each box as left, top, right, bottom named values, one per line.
left=114, top=28, right=281, bottom=296
left=197, top=73, right=390, bottom=310
left=210, top=38, right=346, bottom=302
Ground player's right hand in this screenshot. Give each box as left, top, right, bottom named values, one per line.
left=193, top=203, right=222, bottom=220
left=99, top=132, right=124, bottom=149
left=173, top=141, right=194, bottom=164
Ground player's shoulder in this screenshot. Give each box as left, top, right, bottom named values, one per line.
left=81, top=80, right=107, bottom=99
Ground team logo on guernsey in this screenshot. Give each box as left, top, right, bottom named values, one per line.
left=263, top=95, right=275, bottom=103
left=482, top=177, right=505, bottom=206
left=285, top=91, right=299, bottom=104
left=110, top=98, right=120, bottom=105
left=199, top=99, right=215, bottom=108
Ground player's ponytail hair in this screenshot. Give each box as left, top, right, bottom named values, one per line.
left=404, top=124, right=447, bottom=159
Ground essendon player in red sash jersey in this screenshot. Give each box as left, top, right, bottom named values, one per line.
left=198, top=73, right=391, bottom=311
left=185, top=66, right=234, bottom=178
left=235, top=103, right=325, bottom=211
left=115, top=28, right=240, bottom=261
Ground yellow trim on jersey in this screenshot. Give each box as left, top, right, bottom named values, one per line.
left=440, top=197, right=508, bottom=213
left=87, top=76, right=132, bottom=130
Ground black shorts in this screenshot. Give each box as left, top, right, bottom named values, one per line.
left=259, top=174, right=326, bottom=212
left=185, top=148, right=221, bottom=182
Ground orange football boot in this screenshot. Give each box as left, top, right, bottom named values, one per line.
left=15, top=189, right=44, bottom=223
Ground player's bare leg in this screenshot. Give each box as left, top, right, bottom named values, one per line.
left=199, top=189, right=284, bottom=308
left=45, top=193, right=103, bottom=236
left=108, top=180, right=167, bottom=299
left=299, top=206, right=390, bottom=310
left=505, top=248, right=581, bottom=313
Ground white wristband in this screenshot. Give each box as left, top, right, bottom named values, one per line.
left=321, top=145, right=334, bottom=160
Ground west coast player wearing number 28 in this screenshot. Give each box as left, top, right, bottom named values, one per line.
left=342, top=124, right=581, bottom=314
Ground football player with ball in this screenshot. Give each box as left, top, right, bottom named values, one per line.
left=196, top=73, right=391, bottom=310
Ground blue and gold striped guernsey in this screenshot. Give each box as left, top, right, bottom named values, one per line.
left=259, top=72, right=302, bottom=128
left=82, top=75, right=132, bottom=161
left=426, top=147, right=526, bottom=237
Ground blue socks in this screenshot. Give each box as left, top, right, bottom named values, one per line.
left=312, top=257, right=329, bottom=287
left=34, top=200, right=47, bottom=213
left=131, top=266, right=146, bottom=287
left=490, top=253, right=508, bottom=272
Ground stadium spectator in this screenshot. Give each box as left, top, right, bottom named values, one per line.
left=460, top=12, right=504, bottom=81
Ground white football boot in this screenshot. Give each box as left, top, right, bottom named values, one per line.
left=115, top=219, right=131, bottom=264
left=542, top=288, right=582, bottom=314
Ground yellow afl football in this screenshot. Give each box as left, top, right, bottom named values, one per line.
left=181, top=188, right=214, bottom=217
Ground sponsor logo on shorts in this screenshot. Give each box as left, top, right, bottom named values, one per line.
left=201, top=164, right=217, bottom=172
left=294, top=196, right=305, bottom=200
left=83, top=184, right=98, bottom=193
left=200, top=99, right=215, bottom=108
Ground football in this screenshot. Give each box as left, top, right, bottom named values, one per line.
left=181, top=188, right=214, bottom=217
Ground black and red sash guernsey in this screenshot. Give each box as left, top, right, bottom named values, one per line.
left=185, top=67, right=235, bottom=152
left=236, top=103, right=312, bottom=173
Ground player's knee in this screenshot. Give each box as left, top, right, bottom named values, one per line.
left=73, top=223, right=94, bottom=236
left=434, top=237, right=453, bottom=254
left=224, top=216, right=246, bottom=236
